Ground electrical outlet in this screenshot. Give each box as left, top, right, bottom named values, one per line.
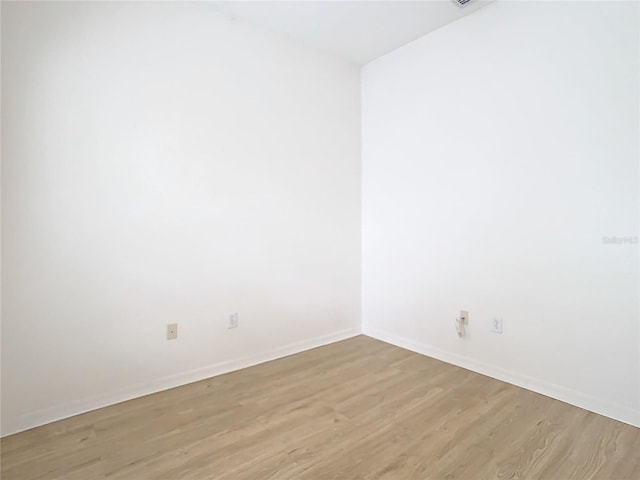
left=167, top=323, right=178, bottom=340
left=491, top=317, right=503, bottom=334
left=455, top=310, right=469, bottom=338
left=228, top=313, right=238, bottom=329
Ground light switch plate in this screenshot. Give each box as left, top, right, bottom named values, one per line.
left=167, top=323, right=178, bottom=340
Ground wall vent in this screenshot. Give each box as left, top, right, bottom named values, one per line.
left=452, top=0, right=473, bottom=6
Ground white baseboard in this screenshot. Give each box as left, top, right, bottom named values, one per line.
left=2, top=327, right=361, bottom=437
left=363, top=325, right=640, bottom=428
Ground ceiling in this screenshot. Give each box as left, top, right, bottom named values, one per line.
left=211, top=1, right=491, bottom=65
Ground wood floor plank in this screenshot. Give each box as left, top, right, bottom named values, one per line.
left=1, top=336, right=638, bottom=479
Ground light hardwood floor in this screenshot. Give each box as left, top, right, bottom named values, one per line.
left=1, top=335, right=638, bottom=479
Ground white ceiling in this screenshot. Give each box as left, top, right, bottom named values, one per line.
left=211, top=1, right=491, bottom=65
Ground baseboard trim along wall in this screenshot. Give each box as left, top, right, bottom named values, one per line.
left=2, top=327, right=361, bottom=437
left=363, top=325, right=640, bottom=428
left=5, top=325, right=637, bottom=436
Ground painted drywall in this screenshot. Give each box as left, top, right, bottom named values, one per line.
left=362, top=1, right=639, bottom=426
left=210, top=1, right=491, bottom=64
left=1, top=1, right=361, bottom=435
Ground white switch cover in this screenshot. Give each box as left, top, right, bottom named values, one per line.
left=228, top=313, right=238, bottom=329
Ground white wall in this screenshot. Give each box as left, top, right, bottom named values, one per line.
left=362, top=1, right=639, bottom=426
left=1, top=1, right=361, bottom=435
left=3, top=0, right=638, bottom=437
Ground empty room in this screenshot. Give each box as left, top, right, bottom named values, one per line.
left=1, top=0, right=638, bottom=478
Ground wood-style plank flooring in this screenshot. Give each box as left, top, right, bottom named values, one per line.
left=1, top=335, right=638, bottom=479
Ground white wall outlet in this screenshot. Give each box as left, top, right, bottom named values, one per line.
left=228, top=313, right=238, bottom=329
left=455, top=310, right=469, bottom=338
left=167, top=323, right=178, bottom=340
left=491, top=317, right=503, bottom=334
